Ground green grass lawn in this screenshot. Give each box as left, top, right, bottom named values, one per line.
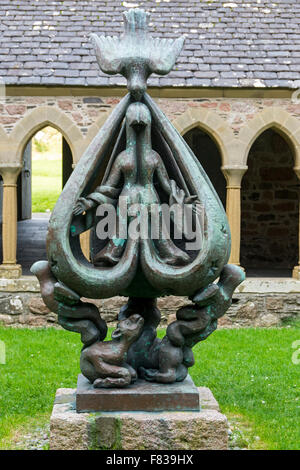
left=0, top=325, right=299, bottom=450
left=32, top=159, right=61, bottom=213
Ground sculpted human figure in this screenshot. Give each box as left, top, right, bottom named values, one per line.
left=73, top=102, right=193, bottom=267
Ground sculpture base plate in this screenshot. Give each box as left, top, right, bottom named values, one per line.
left=76, top=373, right=200, bottom=412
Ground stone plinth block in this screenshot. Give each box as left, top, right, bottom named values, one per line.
left=50, top=387, right=228, bottom=450
left=76, top=374, right=200, bottom=412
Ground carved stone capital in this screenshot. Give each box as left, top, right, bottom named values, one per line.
left=0, top=164, right=22, bottom=185
left=221, top=166, right=248, bottom=188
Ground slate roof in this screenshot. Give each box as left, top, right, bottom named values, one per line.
left=0, top=0, right=300, bottom=88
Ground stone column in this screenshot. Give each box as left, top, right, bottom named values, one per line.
left=292, top=167, right=300, bottom=279
left=221, top=166, right=247, bottom=266
left=80, top=231, right=90, bottom=261
left=0, top=165, right=22, bottom=278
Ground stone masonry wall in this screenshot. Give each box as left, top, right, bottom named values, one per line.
left=0, top=96, right=120, bottom=135
left=1, top=95, right=300, bottom=138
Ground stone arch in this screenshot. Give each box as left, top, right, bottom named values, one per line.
left=85, top=109, right=112, bottom=144
left=8, top=106, right=85, bottom=164
left=183, top=127, right=227, bottom=207
left=0, top=124, right=7, bottom=142
left=240, top=121, right=300, bottom=276
left=239, top=107, right=300, bottom=168
left=172, top=107, right=238, bottom=166
left=0, top=124, right=10, bottom=166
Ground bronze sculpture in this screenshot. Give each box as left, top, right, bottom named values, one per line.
left=73, top=102, right=192, bottom=268
left=80, top=314, right=144, bottom=388
left=32, top=9, right=245, bottom=390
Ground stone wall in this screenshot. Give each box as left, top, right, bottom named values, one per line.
left=0, top=95, right=120, bottom=135
left=1, top=94, right=300, bottom=140
left=157, top=97, right=300, bottom=137
left=220, top=293, right=300, bottom=327
left=0, top=277, right=299, bottom=329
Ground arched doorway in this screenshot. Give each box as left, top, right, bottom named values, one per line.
left=241, top=128, right=299, bottom=277
left=183, top=127, right=226, bottom=208
left=16, top=126, right=73, bottom=274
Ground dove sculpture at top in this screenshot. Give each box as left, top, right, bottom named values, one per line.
left=90, top=8, right=185, bottom=100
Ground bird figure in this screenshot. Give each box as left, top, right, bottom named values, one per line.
left=90, top=8, right=185, bottom=100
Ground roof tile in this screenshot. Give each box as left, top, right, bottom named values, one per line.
left=0, top=0, right=299, bottom=88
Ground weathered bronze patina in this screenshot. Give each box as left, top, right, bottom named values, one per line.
left=32, top=9, right=244, bottom=393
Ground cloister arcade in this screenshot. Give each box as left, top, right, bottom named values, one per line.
left=1, top=102, right=300, bottom=279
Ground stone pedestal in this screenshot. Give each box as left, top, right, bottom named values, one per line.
left=50, top=387, right=228, bottom=450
